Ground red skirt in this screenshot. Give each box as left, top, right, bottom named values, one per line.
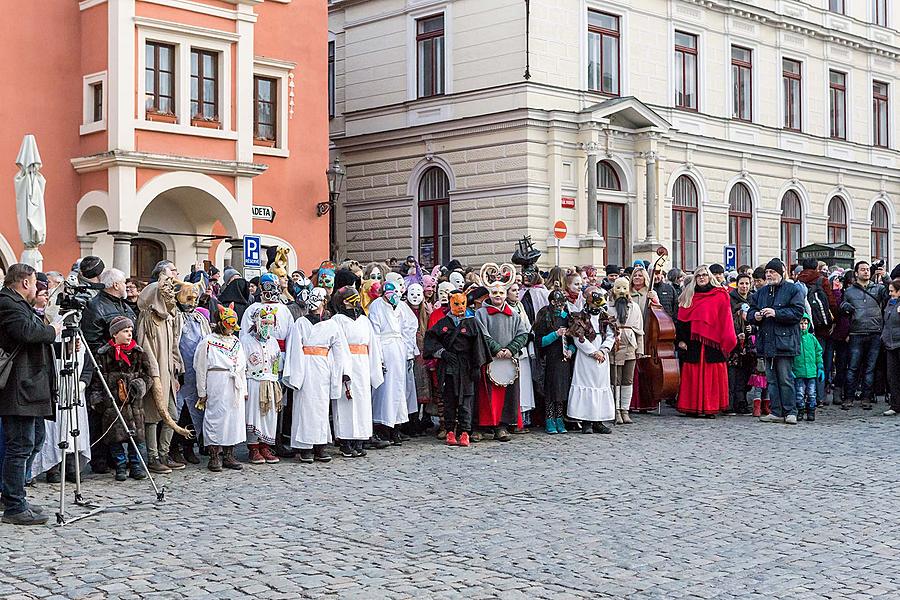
left=676, top=347, right=728, bottom=416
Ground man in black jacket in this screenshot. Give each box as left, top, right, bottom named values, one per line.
left=840, top=260, right=887, bottom=410
left=652, top=268, right=678, bottom=322
left=80, top=268, right=136, bottom=473
left=0, top=264, right=62, bottom=525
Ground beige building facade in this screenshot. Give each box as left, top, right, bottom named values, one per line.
left=329, top=0, right=900, bottom=271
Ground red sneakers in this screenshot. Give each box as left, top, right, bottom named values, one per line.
left=458, top=432, right=470, bottom=447
left=248, top=444, right=265, bottom=464
left=446, top=431, right=458, bottom=446
left=259, top=444, right=281, bottom=464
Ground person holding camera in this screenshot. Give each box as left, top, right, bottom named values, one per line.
left=0, top=264, right=64, bottom=525
left=747, top=259, right=806, bottom=425
left=840, top=260, right=887, bottom=410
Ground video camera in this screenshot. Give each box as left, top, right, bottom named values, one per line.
left=56, top=274, right=105, bottom=313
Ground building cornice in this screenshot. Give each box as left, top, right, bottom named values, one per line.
left=139, top=0, right=257, bottom=22
left=254, top=56, right=297, bottom=70
left=70, top=150, right=268, bottom=178
left=134, top=17, right=241, bottom=42
left=79, top=0, right=107, bottom=10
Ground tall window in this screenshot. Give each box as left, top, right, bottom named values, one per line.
left=253, top=76, right=277, bottom=143
left=145, top=42, right=175, bottom=115
left=418, top=167, right=451, bottom=268
left=783, top=59, right=802, bottom=131
left=190, top=49, right=218, bottom=122
left=328, top=41, right=335, bottom=119
left=729, top=183, right=753, bottom=267
left=587, top=11, right=620, bottom=96
left=829, top=0, right=845, bottom=13
left=872, top=201, right=889, bottom=262
left=827, top=197, right=848, bottom=244
left=731, top=46, right=752, bottom=121
left=91, top=82, right=103, bottom=123
left=672, top=175, right=699, bottom=271
left=675, top=32, right=698, bottom=111
left=781, top=191, right=803, bottom=267
left=829, top=70, right=847, bottom=140
left=874, top=81, right=889, bottom=148
left=874, top=0, right=888, bottom=26
left=598, top=160, right=620, bottom=190
left=600, top=203, right=625, bottom=267
left=416, top=15, right=445, bottom=98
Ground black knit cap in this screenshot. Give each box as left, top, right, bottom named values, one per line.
left=801, top=258, right=818, bottom=270
left=709, top=263, right=725, bottom=275
left=80, top=255, right=105, bottom=279
left=765, top=258, right=785, bottom=277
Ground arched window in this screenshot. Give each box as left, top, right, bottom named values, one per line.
left=728, top=182, right=753, bottom=267
left=872, top=201, right=889, bottom=262
left=781, top=191, right=803, bottom=267
left=597, top=161, right=621, bottom=190
left=827, top=196, right=847, bottom=244
left=672, top=175, right=699, bottom=271
left=417, top=167, right=450, bottom=268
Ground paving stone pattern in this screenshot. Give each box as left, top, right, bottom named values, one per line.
left=2, top=405, right=900, bottom=599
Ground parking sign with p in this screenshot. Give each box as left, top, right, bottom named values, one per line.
left=724, top=245, right=737, bottom=271
left=244, top=234, right=261, bottom=269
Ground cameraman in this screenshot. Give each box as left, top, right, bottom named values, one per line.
left=81, top=268, right=135, bottom=474
left=0, top=264, right=63, bottom=525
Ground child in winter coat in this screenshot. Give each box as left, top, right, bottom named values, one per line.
left=792, top=314, right=824, bottom=421
left=89, top=316, right=154, bottom=481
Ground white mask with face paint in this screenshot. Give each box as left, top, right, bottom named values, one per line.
left=449, top=271, right=465, bottom=289
left=406, top=283, right=424, bottom=307
left=385, top=272, right=405, bottom=295
left=438, top=282, right=455, bottom=305
left=306, top=287, right=327, bottom=313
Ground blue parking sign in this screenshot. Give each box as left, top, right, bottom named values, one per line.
left=244, top=235, right=261, bottom=269
left=724, top=245, right=737, bottom=271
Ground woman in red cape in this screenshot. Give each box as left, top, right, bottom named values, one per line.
left=675, top=265, right=738, bottom=417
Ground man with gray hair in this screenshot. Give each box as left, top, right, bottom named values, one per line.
left=81, top=267, right=136, bottom=474
left=149, top=260, right=178, bottom=284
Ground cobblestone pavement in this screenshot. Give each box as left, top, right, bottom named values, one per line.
left=2, top=404, right=900, bottom=599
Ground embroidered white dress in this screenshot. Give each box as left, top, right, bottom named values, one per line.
left=331, top=313, right=384, bottom=440
left=368, top=297, right=410, bottom=427
left=567, top=314, right=616, bottom=422
left=397, top=301, right=420, bottom=414
left=194, top=334, right=247, bottom=446
left=240, top=301, right=294, bottom=352
left=241, top=331, right=282, bottom=445
left=284, top=316, right=350, bottom=448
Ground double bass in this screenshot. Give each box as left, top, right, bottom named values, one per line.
left=637, top=247, right=680, bottom=409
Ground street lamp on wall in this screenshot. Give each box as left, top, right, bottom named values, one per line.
left=318, top=157, right=345, bottom=258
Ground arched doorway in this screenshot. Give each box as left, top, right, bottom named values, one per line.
left=131, top=238, right=164, bottom=281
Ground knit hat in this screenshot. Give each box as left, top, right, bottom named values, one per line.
left=709, top=263, right=725, bottom=275
left=109, top=315, right=134, bottom=337
left=80, top=255, right=105, bottom=279
left=223, top=268, right=239, bottom=286
left=35, top=272, right=49, bottom=293
left=801, top=258, right=818, bottom=270
left=765, top=258, right=785, bottom=277
left=605, top=264, right=619, bottom=276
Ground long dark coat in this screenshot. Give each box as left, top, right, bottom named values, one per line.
left=0, top=287, right=58, bottom=418
left=88, top=343, right=154, bottom=444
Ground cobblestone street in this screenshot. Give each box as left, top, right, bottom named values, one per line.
left=2, top=405, right=900, bottom=599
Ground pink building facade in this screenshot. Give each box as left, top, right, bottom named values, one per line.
left=0, top=0, right=329, bottom=278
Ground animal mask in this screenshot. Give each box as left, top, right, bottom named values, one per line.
left=335, top=285, right=362, bottom=318
left=175, top=280, right=204, bottom=310
left=259, top=273, right=280, bottom=303
left=449, top=292, right=467, bottom=317
left=253, top=305, right=277, bottom=341
left=318, top=267, right=335, bottom=290
left=548, top=289, right=567, bottom=311
left=159, top=274, right=178, bottom=313
left=584, top=286, right=607, bottom=315
left=217, top=302, right=240, bottom=334
left=612, top=277, right=631, bottom=300
left=449, top=271, right=465, bottom=289
left=307, top=287, right=327, bottom=313
left=422, top=275, right=436, bottom=297
left=360, top=280, right=380, bottom=314
left=406, top=283, right=424, bottom=307
left=267, top=247, right=290, bottom=278
left=383, top=281, right=400, bottom=307
left=437, top=282, right=455, bottom=305
left=385, top=272, right=405, bottom=295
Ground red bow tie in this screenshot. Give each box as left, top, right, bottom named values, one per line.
left=486, top=304, right=512, bottom=316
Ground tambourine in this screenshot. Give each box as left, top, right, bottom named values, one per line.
left=488, top=357, right=519, bottom=387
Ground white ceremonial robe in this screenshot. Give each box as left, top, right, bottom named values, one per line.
left=511, top=302, right=535, bottom=413
left=284, top=316, right=350, bottom=448
left=240, top=332, right=282, bottom=445
left=33, top=344, right=91, bottom=476
left=331, top=313, right=384, bottom=440
left=194, top=334, right=248, bottom=446
left=368, top=298, right=410, bottom=428
left=567, top=314, right=616, bottom=422
left=397, top=302, right=420, bottom=414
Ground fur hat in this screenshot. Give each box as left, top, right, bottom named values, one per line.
left=80, top=255, right=105, bottom=279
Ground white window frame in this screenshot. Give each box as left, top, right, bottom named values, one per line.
left=669, top=23, right=706, bottom=113
left=725, top=36, right=759, bottom=124
left=81, top=71, right=108, bottom=135
left=870, top=75, right=891, bottom=149
left=778, top=53, right=807, bottom=133
left=825, top=63, right=852, bottom=142
left=581, top=0, right=630, bottom=95
left=406, top=3, right=453, bottom=102
left=253, top=57, right=294, bottom=158
left=136, top=20, right=236, bottom=140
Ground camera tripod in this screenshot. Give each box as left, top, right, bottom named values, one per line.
left=54, top=310, right=167, bottom=525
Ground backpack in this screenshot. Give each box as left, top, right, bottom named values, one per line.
left=807, top=279, right=833, bottom=329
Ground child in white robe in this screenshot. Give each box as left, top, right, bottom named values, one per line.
left=241, top=304, right=283, bottom=465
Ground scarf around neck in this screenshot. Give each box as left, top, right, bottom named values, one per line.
left=677, top=287, right=737, bottom=355
left=109, top=339, right=137, bottom=366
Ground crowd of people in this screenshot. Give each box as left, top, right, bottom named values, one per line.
left=0, top=243, right=895, bottom=526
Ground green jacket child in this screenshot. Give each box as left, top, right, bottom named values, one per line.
left=792, top=313, right=824, bottom=380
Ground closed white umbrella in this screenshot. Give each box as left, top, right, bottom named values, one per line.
left=14, top=134, right=46, bottom=270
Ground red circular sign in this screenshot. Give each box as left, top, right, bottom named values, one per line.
left=553, top=220, right=567, bottom=239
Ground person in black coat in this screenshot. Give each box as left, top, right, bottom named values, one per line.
left=217, top=277, right=252, bottom=322
left=81, top=269, right=137, bottom=353
left=0, top=264, right=63, bottom=525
